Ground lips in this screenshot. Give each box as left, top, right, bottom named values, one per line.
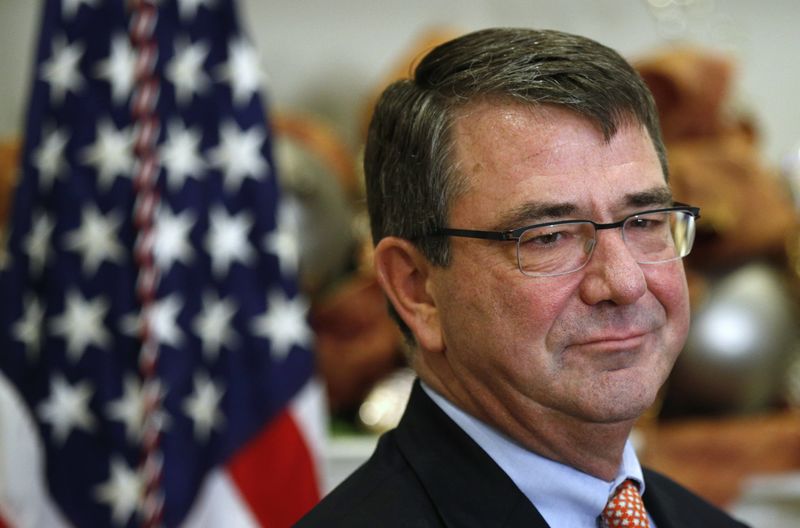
left=573, top=331, right=649, bottom=347
left=553, top=304, right=666, bottom=353
left=562, top=332, right=652, bottom=373
left=563, top=330, right=653, bottom=359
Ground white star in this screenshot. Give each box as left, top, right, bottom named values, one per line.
left=165, top=38, right=210, bottom=106
left=150, top=295, right=185, bottom=349
left=204, top=206, right=255, bottom=278
left=11, top=295, right=46, bottom=361
left=123, top=294, right=185, bottom=349
left=107, top=375, right=170, bottom=443
left=49, top=289, right=112, bottom=362
left=37, top=375, right=96, bottom=445
left=176, top=0, right=216, bottom=21
left=182, top=372, right=225, bottom=442
left=62, top=205, right=126, bottom=275
left=40, top=35, right=85, bottom=104
left=208, top=120, right=269, bottom=194
left=23, top=211, right=55, bottom=276
left=94, top=33, right=136, bottom=105
left=106, top=376, right=145, bottom=443
left=160, top=119, right=206, bottom=192
left=251, top=290, right=312, bottom=360
left=93, top=457, right=144, bottom=526
left=61, top=0, right=100, bottom=20
left=263, top=197, right=302, bottom=277
left=192, top=292, right=239, bottom=360
left=153, top=204, right=195, bottom=272
left=32, top=126, right=69, bottom=190
left=216, top=37, right=263, bottom=106
left=79, top=119, right=134, bottom=191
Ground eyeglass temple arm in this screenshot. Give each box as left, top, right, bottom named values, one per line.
left=673, top=202, right=701, bottom=219
left=429, top=228, right=516, bottom=241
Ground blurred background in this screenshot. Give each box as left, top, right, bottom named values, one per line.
left=1, top=0, right=800, bottom=526
left=2, top=0, right=800, bottom=164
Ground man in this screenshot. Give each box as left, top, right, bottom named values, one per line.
left=297, top=28, right=749, bottom=527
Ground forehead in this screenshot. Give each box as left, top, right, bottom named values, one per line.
left=449, top=101, right=667, bottom=225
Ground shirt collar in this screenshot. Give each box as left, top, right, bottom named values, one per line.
left=422, top=382, right=646, bottom=527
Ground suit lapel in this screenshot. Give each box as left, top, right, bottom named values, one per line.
left=643, top=467, right=703, bottom=528
left=642, top=468, right=740, bottom=528
left=394, top=381, right=550, bottom=527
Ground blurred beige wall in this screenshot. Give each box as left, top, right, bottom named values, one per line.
left=1, top=0, right=798, bottom=164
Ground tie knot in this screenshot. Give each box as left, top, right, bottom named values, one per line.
left=600, top=479, right=650, bottom=528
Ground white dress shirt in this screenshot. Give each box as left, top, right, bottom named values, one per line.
left=422, top=382, right=655, bottom=527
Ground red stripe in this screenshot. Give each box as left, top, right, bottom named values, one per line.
left=227, top=410, right=321, bottom=527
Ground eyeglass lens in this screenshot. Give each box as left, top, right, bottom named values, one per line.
left=516, top=210, right=696, bottom=277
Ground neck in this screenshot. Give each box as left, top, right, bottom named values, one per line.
left=507, top=413, right=634, bottom=481
left=418, top=360, right=634, bottom=481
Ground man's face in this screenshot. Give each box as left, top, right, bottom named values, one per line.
left=426, top=101, right=690, bottom=427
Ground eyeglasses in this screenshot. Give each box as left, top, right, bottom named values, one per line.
left=426, top=203, right=700, bottom=277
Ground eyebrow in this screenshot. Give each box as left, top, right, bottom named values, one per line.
left=626, top=187, right=674, bottom=208
left=493, top=186, right=674, bottom=231
left=494, top=202, right=576, bottom=231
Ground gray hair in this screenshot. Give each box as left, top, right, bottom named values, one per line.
left=364, top=27, right=668, bottom=340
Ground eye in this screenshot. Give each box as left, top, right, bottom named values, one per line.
left=627, top=216, right=663, bottom=230
left=527, top=231, right=566, bottom=246
left=519, top=224, right=584, bottom=249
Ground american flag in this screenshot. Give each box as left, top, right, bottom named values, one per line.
left=0, top=0, right=324, bottom=527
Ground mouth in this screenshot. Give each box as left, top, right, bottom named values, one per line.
left=564, top=333, right=651, bottom=373
left=568, top=332, right=649, bottom=354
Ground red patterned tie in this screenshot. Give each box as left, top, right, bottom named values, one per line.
left=601, top=479, right=651, bottom=528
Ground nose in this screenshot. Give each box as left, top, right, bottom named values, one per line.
left=578, top=229, right=647, bottom=306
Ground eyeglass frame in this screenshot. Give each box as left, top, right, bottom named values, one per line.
left=423, top=202, right=701, bottom=277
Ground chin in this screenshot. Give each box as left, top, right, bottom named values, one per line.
left=579, top=400, right=651, bottom=425
left=581, top=375, right=660, bottom=424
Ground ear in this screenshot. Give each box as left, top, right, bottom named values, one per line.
left=372, top=236, right=444, bottom=354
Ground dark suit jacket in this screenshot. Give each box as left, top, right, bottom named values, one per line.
left=296, top=381, right=750, bottom=527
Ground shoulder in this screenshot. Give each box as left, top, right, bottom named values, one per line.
left=643, top=468, right=751, bottom=527
left=294, top=430, right=443, bottom=528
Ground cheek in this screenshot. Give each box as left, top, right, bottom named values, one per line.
left=437, top=269, right=557, bottom=362
left=498, top=277, right=575, bottom=330
left=645, top=264, right=691, bottom=341
left=436, top=253, right=586, bottom=367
